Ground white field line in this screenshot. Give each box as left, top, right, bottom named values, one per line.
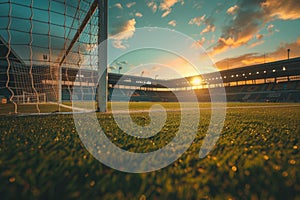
left=11, top=102, right=95, bottom=117
left=51, top=102, right=95, bottom=112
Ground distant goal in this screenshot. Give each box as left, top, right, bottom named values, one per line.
left=13, top=92, right=46, bottom=104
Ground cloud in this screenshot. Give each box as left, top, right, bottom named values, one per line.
left=266, top=24, right=279, bottom=34
left=201, top=24, right=216, bottom=34
left=146, top=0, right=184, bottom=18
left=227, top=5, right=239, bottom=15
left=256, top=34, right=263, bottom=40
left=212, top=0, right=300, bottom=56
left=159, top=0, right=184, bottom=18
left=215, top=53, right=257, bottom=70
left=215, top=53, right=276, bottom=70
left=268, top=36, right=300, bottom=59
left=262, top=0, right=300, bottom=20
left=126, top=2, right=136, bottom=8
left=114, top=3, right=123, bottom=9
left=147, top=1, right=158, bottom=13
left=188, top=15, right=215, bottom=34
left=188, top=15, right=206, bottom=26
left=267, top=24, right=274, bottom=33
left=110, top=18, right=136, bottom=37
left=135, top=12, right=143, bottom=17
left=161, top=10, right=172, bottom=18
left=110, top=19, right=136, bottom=49
left=248, top=40, right=265, bottom=48
left=191, top=37, right=206, bottom=49
left=212, top=0, right=268, bottom=55
left=160, top=0, right=183, bottom=11
left=111, top=40, right=127, bottom=49
left=215, top=36, right=300, bottom=69
left=168, top=20, right=177, bottom=27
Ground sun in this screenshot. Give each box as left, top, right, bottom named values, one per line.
left=191, top=77, right=202, bottom=86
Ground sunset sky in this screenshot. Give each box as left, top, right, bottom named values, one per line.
left=108, top=0, right=300, bottom=77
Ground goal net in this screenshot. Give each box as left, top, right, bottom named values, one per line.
left=0, top=0, right=106, bottom=114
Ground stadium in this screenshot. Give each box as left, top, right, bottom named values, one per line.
left=0, top=0, right=300, bottom=199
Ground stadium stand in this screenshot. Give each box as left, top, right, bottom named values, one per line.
left=104, top=57, right=300, bottom=103
left=102, top=58, right=300, bottom=102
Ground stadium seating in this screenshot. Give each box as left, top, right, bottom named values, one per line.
left=60, top=80, right=300, bottom=103
left=131, top=81, right=300, bottom=103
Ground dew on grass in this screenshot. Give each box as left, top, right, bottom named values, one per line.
left=293, top=145, right=298, bottom=150
left=282, top=171, right=289, bottom=177
left=90, top=180, right=95, bottom=187
left=139, top=194, right=146, bottom=200
left=231, top=166, right=237, bottom=172
left=9, top=177, right=15, bottom=183
left=289, top=159, right=296, bottom=165
left=263, top=155, right=269, bottom=161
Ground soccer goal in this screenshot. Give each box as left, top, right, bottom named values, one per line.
left=0, top=0, right=108, bottom=114
left=19, top=92, right=46, bottom=104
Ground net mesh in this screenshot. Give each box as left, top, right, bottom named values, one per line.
left=0, top=0, right=100, bottom=114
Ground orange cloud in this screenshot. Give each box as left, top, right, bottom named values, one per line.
left=256, top=34, right=263, bottom=40
left=161, top=10, right=171, bottom=18
left=135, top=12, right=143, bottom=17
left=160, top=0, right=183, bottom=10
left=188, top=15, right=206, bottom=26
left=159, top=0, right=184, bottom=18
left=248, top=40, right=265, bottom=48
left=227, top=5, right=239, bottom=15
left=168, top=20, right=177, bottom=27
left=147, top=2, right=158, bottom=13
left=215, top=36, right=300, bottom=70
left=213, top=33, right=254, bottom=55
left=211, top=0, right=300, bottom=56
left=201, top=24, right=215, bottom=34
left=114, top=3, right=123, bottom=9
left=262, top=0, right=300, bottom=20
left=191, top=37, right=206, bottom=49
left=215, top=53, right=274, bottom=70
left=126, top=2, right=136, bottom=8
left=110, top=19, right=136, bottom=49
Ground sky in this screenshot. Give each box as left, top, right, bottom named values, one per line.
left=1, top=0, right=300, bottom=79
left=107, top=0, right=300, bottom=78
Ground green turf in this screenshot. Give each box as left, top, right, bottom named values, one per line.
left=0, top=103, right=299, bottom=199
left=0, top=103, right=72, bottom=114
left=1, top=101, right=297, bottom=114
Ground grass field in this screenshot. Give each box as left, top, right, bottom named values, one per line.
left=0, top=103, right=72, bottom=115
left=0, top=102, right=299, bottom=199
